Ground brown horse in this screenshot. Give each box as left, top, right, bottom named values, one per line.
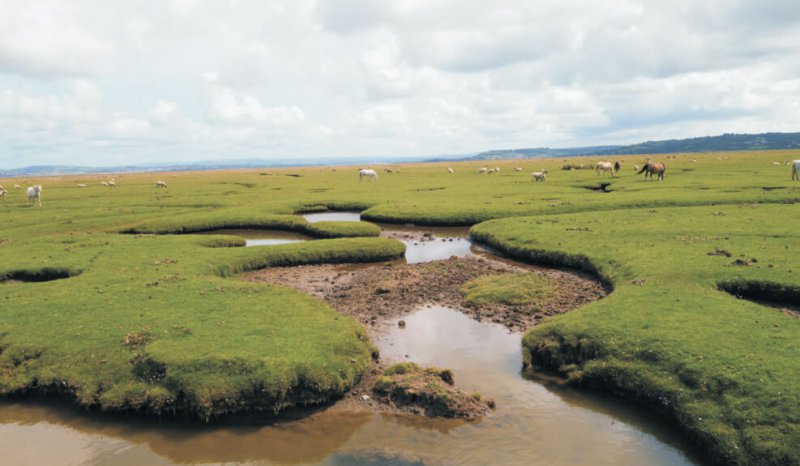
left=637, top=162, right=666, bottom=180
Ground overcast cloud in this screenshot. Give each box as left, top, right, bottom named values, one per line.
left=0, top=0, right=798, bottom=167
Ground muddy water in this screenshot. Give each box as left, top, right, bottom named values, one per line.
left=0, top=217, right=708, bottom=465
left=196, top=229, right=311, bottom=246
left=0, top=307, right=706, bottom=466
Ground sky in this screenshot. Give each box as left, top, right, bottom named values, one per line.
left=1, top=0, right=799, bottom=168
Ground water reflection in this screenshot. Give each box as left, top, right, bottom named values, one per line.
left=195, top=229, right=310, bottom=247
left=302, top=212, right=362, bottom=223
left=0, top=307, right=709, bottom=466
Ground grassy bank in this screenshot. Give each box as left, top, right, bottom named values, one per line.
left=0, top=151, right=798, bottom=463
left=471, top=203, right=800, bottom=466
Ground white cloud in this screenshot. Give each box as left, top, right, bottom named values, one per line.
left=207, top=84, right=306, bottom=126
left=0, top=3, right=113, bottom=78
left=0, top=0, right=799, bottom=167
left=151, top=99, right=178, bottom=122
left=107, top=116, right=151, bottom=138
left=0, top=80, right=100, bottom=122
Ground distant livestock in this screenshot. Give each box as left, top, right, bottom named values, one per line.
left=27, top=184, right=43, bottom=207
left=156, top=180, right=168, bottom=188
left=638, top=162, right=666, bottom=181
left=100, top=181, right=109, bottom=186
left=595, top=162, right=615, bottom=176
left=514, top=167, right=523, bottom=172
left=479, top=167, right=488, bottom=174
left=792, top=160, right=800, bottom=181
left=447, top=167, right=454, bottom=174
left=0, top=187, right=6, bottom=203
left=531, top=170, right=547, bottom=182
left=614, top=161, right=621, bottom=173
left=76, top=183, right=87, bottom=188
left=358, top=169, right=378, bottom=181
left=108, top=180, right=116, bottom=187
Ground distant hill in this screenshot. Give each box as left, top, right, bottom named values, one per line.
left=469, top=132, right=800, bottom=161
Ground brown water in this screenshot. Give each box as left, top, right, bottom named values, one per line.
left=0, top=219, right=708, bottom=465
left=0, top=305, right=706, bottom=465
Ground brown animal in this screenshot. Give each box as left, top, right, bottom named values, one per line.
left=637, top=162, right=666, bottom=181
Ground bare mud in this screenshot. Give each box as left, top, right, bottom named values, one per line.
left=243, top=256, right=606, bottom=334
left=243, top=250, right=607, bottom=418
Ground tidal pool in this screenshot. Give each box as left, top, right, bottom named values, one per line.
left=302, top=212, right=362, bottom=223
left=196, top=229, right=311, bottom=246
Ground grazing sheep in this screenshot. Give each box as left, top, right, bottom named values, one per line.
left=514, top=167, right=523, bottom=172
left=495, top=167, right=501, bottom=172
left=100, top=181, right=109, bottom=186
left=487, top=168, right=497, bottom=174
left=531, top=170, right=547, bottom=182
left=76, top=183, right=87, bottom=188
left=156, top=180, right=168, bottom=188
left=108, top=180, right=116, bottom=187
left=27, top=184, right=42, bottom=207
left=478, top=167, right=488, bottom=174
left=447, top=167, right=454, bottom=174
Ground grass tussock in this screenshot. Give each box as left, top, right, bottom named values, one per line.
left=461, top=272, right=557, bottom=306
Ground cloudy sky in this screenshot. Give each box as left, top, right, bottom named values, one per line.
left=1, top=0, right=799, bottom=168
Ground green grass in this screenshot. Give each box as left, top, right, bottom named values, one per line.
left=461, top=272, right=557, bottom=306
left=0, top=151, right=799, bottom=463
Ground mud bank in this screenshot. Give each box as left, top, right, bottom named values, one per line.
left=243, top=256, right=606, bottom=334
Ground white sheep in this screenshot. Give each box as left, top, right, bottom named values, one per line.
left=531, top=170, right=547, bottom=182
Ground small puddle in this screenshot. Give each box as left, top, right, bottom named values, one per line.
left=195, top=229, right=310, bottom=247
left=380, top=225, right=475, bottom=264
left=303, top=211, right=362, bottom=222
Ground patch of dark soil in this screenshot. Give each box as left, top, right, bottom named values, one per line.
left=579, top=182, right=613, bottom=193
left=718, top=280, right=800, bottom=317
left=371, top=363, right=493, bottom=419
left=1, top=267, right=79, bottom=283
left=243, top=256, right=606, bottom=334
left=761, top=186, right=786, bottom=191
left=708, top=248, right=733, bottom=257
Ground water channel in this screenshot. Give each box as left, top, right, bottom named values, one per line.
left=0, top=212, right=708, bottom=465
